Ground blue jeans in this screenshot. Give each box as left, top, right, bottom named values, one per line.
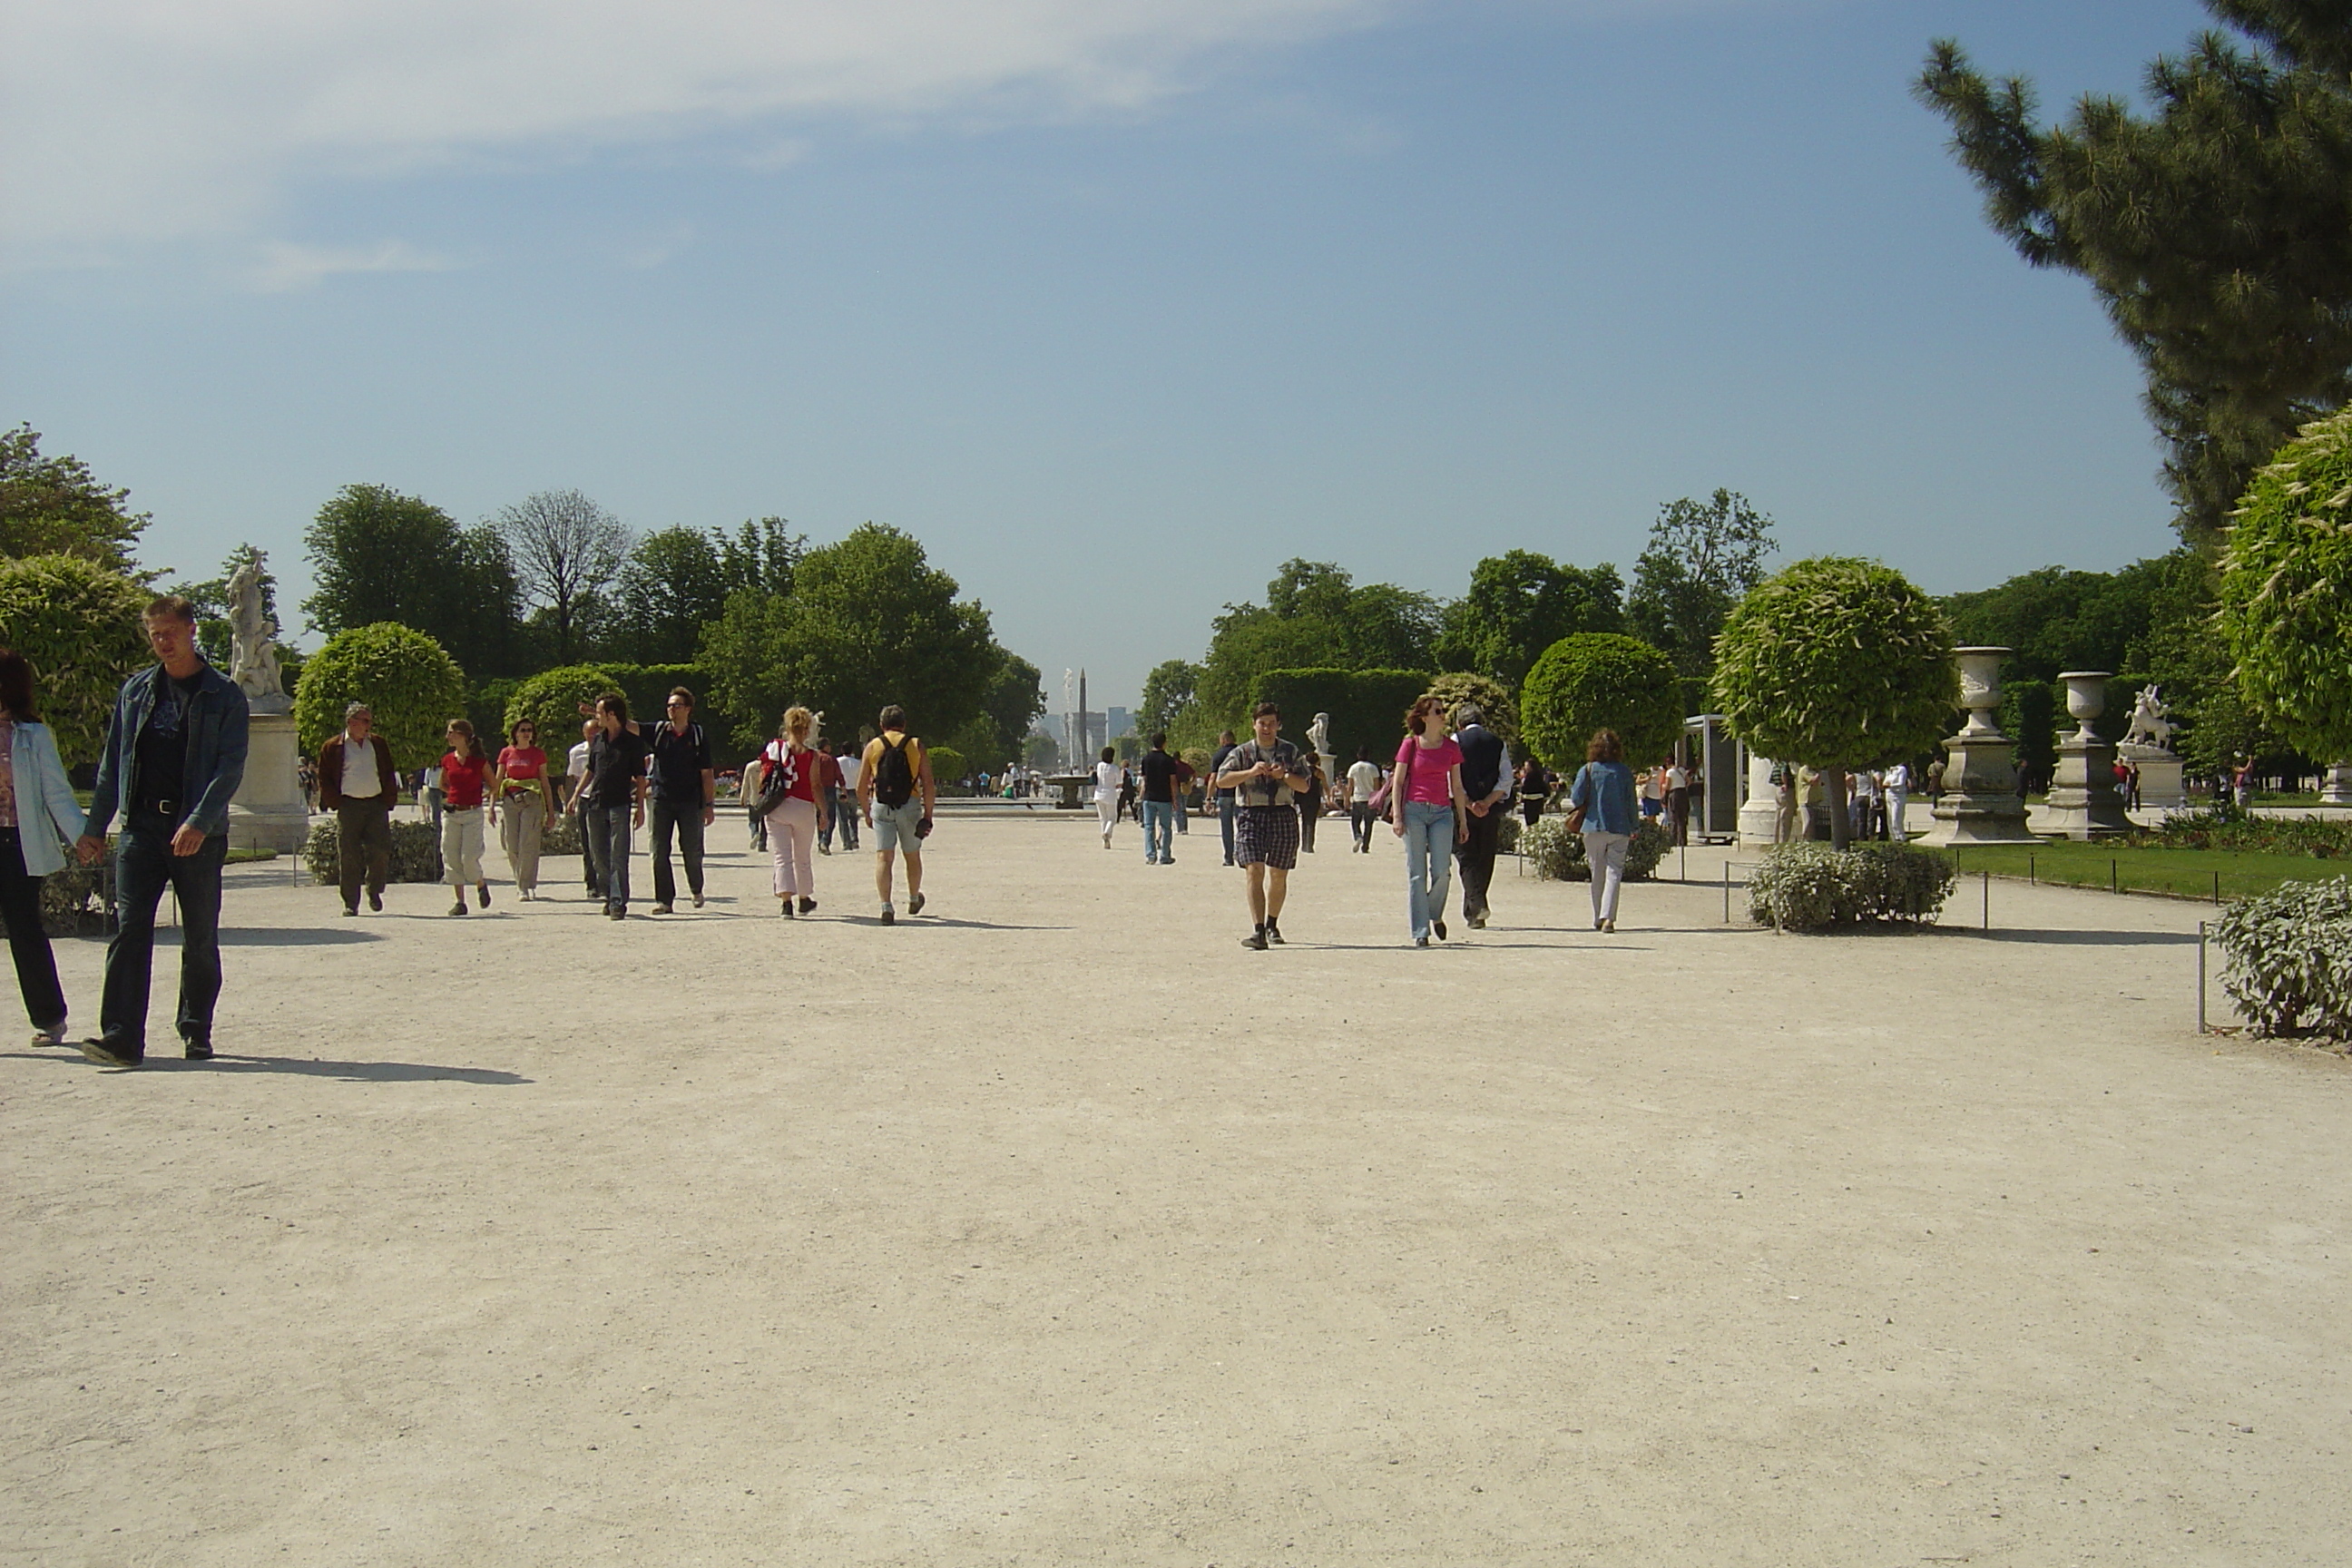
left=1141, top=800, right=1174, bottom=862
left=101, top=816, right=227, bottom=1056
left=582, top=802, right=633, bottom=913
left=1401, top=800, right=1455, bottom=940
left=1219, top=793, right=1237, bottom=864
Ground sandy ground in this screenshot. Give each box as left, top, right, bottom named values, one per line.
left=4, top=805, right=2348, bottom=1566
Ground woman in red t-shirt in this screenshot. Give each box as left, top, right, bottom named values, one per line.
left=439, top=720, right=494, bottom=916
left=491, top=719, right=554, bottom=900
left=755, top=705, right=832, bottom=916
left=1390, top=695, right=1471, bottom=946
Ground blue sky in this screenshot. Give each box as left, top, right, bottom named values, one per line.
left=5, top=0, right=2216, bottom=709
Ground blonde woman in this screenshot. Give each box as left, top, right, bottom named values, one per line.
left=754, top=706, right=830, bottom=916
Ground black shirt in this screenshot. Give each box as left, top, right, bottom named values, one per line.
left=135, top=671, right=204, bottom=817
left=1456, top=723, right=1506, bottom=800
left=646, top=720, right=712, bottom=804
left=1208, top=742, right=1236, bottom=798
left=585, top=728, right=652, bottom=808
left=1140, top=749, right=1179, bottom=803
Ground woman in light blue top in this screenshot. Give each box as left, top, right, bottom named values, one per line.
left=1567, top=727, right=1639, bottom=933
left=0, top=648, right=91, bottom=1044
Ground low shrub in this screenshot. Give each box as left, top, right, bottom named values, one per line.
left=1747, top=841, right=1955, bottom=931
left=1518, top=817, right=1669, bottom=882
left=2214, top=876, right=2352, bottom=1039
left=39, top=861, right=107, bottom=937
left=2140, top=807, right=2352, bottom=858
left=304, top=818, right=447, bottom=885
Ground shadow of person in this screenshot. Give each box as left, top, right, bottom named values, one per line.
left=212, top=927, right=386, bottom=946
left=197, top=1056, right=531, bottom=1083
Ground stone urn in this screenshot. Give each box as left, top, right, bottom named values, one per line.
left=2041, top=671, right=2131, bottom=838
left=1955, top=646, right=2008, bottom=737
left=2059, top=670, right=2110, bottom=741
left=1922, top=646, right=2036, bottom=845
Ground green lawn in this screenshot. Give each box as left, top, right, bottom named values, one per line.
left=1939, top=840, right=2347, bottom=902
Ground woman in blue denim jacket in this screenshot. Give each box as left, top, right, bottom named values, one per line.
left=0, top=649, right=91, bottom=1045
left=1567, top=728, right=1639, bottom=933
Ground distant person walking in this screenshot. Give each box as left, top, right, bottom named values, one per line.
left=492, top=719, right=554, bottom=899
left=438, top=719, right=493, bottom=915
left=755, top=705, right=828, bottom=916
left=318, top=701, right=399, bottom=916
left=1665, top=756, right=1691, bottom=847
left=74, top=595, right=250, bottom=1067
left=1514, top=756, right=1553, bottom=828
left=1219, top=701, right=1311, bottom=951
left=1347, top=746, right=1382, bottom=851
left=1567, top=729, right=1639, bottom=934
left=1139, top=732, right=1180, bottom=865
left=1772, top=763, right=1798, bottom=845
left=1391, top=695, right=1470, bottom=946
left=1209, top=728, right=1240, bottom=867
left=645, top=687, right=716, bottom=914
left=565, top=719, right=601, bottom=900
left=833, top=742, right=863, bottom=853
left=859, top=705, right=936, bottom=925
left=582, top=693, right=649, bottom=920
left=0, top=648, right=88, bottom=1048
left=1450, top=703, right=1510, bottom=928
left=1884, top=760, right=1911, bottom=842
left=1171, top=751, right=1195, bottom=838
left=1298, top=753, right=1325, bottom=854
left=1094, top=747, right=1122, bottom=848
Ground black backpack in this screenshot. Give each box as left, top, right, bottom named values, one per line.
left=873, top=733, right=917, bottom=808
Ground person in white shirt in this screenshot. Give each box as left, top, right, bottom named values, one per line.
left=1885, top=761, right=1911, bottom=841
left=1345, top=746, right=1384, bottom=853
left=833, top=742, right=863, bottom=852
left=1663, top=758, right=1691, bottom=848
left=1093, top=747, right=1122, bottom=848
left=564, top=720, right=598, bottom=898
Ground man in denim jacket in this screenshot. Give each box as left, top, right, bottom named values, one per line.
left=74, top=594, right=250, bottom=1067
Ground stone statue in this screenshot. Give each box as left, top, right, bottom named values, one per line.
left=1307, top=712, right=1331, bottom=759
left=2120, top=684, right=2175, bottom=753
left=226, top=554, right=285, bottom=709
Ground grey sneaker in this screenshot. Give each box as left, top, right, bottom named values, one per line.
left=880, top=905, right=896, bottom=926
left=907, top=891, right=926, bottom=916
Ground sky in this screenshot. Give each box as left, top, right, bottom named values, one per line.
left=5, top=0, right=2220, bottom=710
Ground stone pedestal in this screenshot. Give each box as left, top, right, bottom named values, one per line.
left=2324, top=761, right=2352, bottom=807
left=2122, top=745, right=2186, bottom=811
left=228, top=705, right=310, bottom=853
left=1922, top=646, right=2036, bottom=846
left=1738, top=750, right=1780, bottom=847
left=2037, top=671, right=2133, bottom=839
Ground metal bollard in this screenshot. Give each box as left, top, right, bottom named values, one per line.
left=1981, top=868, right=1990, bottom=931
left=2198, top=920, right=2209, bottom=1033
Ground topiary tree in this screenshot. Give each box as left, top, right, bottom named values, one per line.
left=1710, top=557, right=1957, bottom=848
left=1419, top=671, right=1520, bottom=747
left=499, top=663, right=630, bottom=753
left=1248, top=667, right=1432, bottom=763
left=2215, top=407, right=2352, bottom=765
left=0, top=554, right=154, bottom=769
left=926, top=744, right=969, bottom=785
left=293, top=622, right=468, bottom=771
left=1520, top=633, right=1683, bottom=775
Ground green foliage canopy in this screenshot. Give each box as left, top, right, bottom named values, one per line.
left=1246, top=668, right=1433, bottom=763
left=303, top=485, right=522, bottom=681
left=1196, top=561, right=1440, bottom=731
left=293, top=622, right=469, bottom=768
left=1520, top=633, right=1683, bottom=772
left=1627, top=490, right=1777, bottom=681
left=0, top=554, right=156, bottom=767
left=499, top=663, right=631, bottom=753
left=0, top=426, right=150, bottom=571
left=1418, top=671, right=1520, bottom=747
left=2215, top=407, right=2352, bottom=760
left=1431, top=550, right=1623, bottom=687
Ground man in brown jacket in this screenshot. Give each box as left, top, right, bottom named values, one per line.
left=318, top=702, right=399, bottom=915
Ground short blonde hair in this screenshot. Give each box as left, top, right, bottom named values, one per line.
left=782, top=705, right=814, bottom=740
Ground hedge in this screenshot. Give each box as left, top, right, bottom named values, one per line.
left=1248, top=668, right=1432, bottom=765
left=2215, top=876, right=2352, bottom=1039
left=0, top=554, right=155, bottom=769
left=293, top=623, right=468, bottom=769
left=1745, top=842, right=1955, bottom=931
left=302, top=811, right=583, bottom=886
left=1518, top=817, right=1670, bottom=883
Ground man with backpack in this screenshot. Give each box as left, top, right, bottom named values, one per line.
left=857, top=704, right=936, bottom=926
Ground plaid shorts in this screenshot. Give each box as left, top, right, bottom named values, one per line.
left=1234, top=806, right=1299, bottom=870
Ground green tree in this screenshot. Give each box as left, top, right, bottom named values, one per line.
left=719, top=516, right=806, bottom=597
left=1432, top=551, right=1623, bottom=686
left=292, top=622, right=469, bottom=769
left=1137, top=659, right=1202, bottom=738
left=1520, top=634, right=1683, bottom=777
left=0, top=554, right=155, bottom=767
left=1917, top=4, right=2352, bottom=540
left=499, top=663, right=632, bottom=757
left=1626, top=490, right=1777, bottom=681
left=1248, top=668, right=1434, bottom=764
left=0, top=425, right=150, bottom=570
left=610, top=525, right=733, bottom=666
left=700, top=523, right=1002, bottom=750
left=495, top=489, right=633, bottom=662
left=1195, top=561, right=1441, bottom=731
left=302, top=485, right=522, bottom=679
left=1710, top=558, right=1958, bottom=848
left=1939, top=560, right=2170, bottom=684
left=2214, top=406, right=2352, bottom=762
left=1418, top=672, right=1520, bottom=747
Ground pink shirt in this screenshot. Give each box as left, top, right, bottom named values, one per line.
left=1394, top=737, right=1462, bottom=806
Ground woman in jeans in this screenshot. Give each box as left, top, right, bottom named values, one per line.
left=1389, top=695, right=1470, bottom=946
left=0, top=649, right=87, bottom=1045
left=492, top=719, right=554, bottom=899
left=438, top=720, right=493, bottom=915
left=1568, top=729, right=1639, bottom=933
left=755, top=706, right=828, bottom=916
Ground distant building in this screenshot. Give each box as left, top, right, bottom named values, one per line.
left=1107, top=706, right=1132, bottom=741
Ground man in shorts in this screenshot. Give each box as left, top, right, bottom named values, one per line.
left=858, top=704, right=936, bottom=926
left=1215, top=701, right=1311, bottom=950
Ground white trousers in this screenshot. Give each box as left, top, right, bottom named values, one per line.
left=442, top=807, right=485, bottom=886
left=1583, top=830, right=1630, bottom=922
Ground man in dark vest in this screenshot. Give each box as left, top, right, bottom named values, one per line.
left=1450, top=702, right=1511, bottom=930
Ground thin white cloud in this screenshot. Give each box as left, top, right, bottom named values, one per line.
left=0, top=0, right=1406, bottom=261
left=251, top=239, right=456, bottom=292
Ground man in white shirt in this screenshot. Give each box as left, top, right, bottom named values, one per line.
left=564, top=720, right=598, bottom=898
left=1885, top=761, right=1911, bottom=841
left=833, top=743, right=863, bottom=851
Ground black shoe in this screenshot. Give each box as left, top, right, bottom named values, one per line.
left=780, top=898, right=795, bottom=918
left=77, top=1038, right=142, bottom=1068
left=1469, top=909, right=1487, bottom=929
left=607, top=907, right=626, bottom=920
left=907, top=892, right=926, bottom=916
left=1265, top=923, right=1285, bottom=945
left=476, top=885, right=490, bottom=909
left=880, top=906, right=896, bottom=925
left=450, top=899, right=467, bottom=916
left=1433, top=918, right=1447, bottom=941
left=798, top=897, right=816, bottom=915
left=368, top=890, right=383, bottom=912
left=1241, top=929, right=1269, bottom=950
left=1416, top=935, right=1429, bottom=946
left=341, top=905, right=358, bottom=917
left=652, top=902, right=673, bottom=915
left=184, top=1041, right=213, bottom=1062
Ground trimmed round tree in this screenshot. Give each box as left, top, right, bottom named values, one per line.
left=293, top=622, right=468, bottom=771
left=1520, top=633, right=1682, bottom=772
left=2215, top=407, right=2352, bottom=764
left=501, top=663, right=631, bottom=752
left=1419, top=671, right=1520, bottom=746
left=1710, top=557, right=1956, bottom=848
left=0, top=554, right=154, bottom=768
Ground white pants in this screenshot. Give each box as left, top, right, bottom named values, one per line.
left=769, top=797, right=817, bottom=896
left=1886, top=789, right=1907, bottom=839
left=442, top=808, right=485, bottom=886
left=1097, top=795, right=1119, bottom=839
left=1583, top=830, right=1629, bottom=923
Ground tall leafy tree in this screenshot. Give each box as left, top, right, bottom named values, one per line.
left=1627, top=490, right=1776, bottom=683
left=1195, top=560, right=1440, bottom=730
left=610, top=525, right=733, bottom=666
left=720, top=515, right=805, bottom=596
left=1136, top=659, right=1203, bottom=738
left=2214, top=405, right=2352, bottom=764
left=494, top=489, right=633, bottom=662
left=1917, top=3, right=2352, bottom=539
left=0, top=424, right=150, bottom=569
left=1432, top=550, right=1623, bottom=686
left=302, top=484, right=522, bottom=680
